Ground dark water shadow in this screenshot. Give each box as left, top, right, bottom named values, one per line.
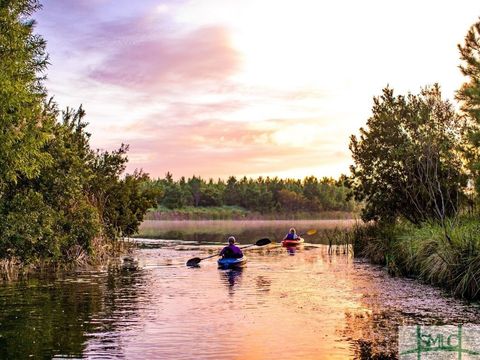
left=219, top=268, right=244, bottom=296
left=0, top=267, right=147, bottom=359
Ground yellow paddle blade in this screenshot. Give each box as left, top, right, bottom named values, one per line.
left=306, top=229, right=317, bottom=236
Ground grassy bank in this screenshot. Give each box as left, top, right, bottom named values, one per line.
left=146, top=205, right=355, bottom=220
left=353, top=217, right=480, bottom=300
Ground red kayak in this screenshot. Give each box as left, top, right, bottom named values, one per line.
left=281, top=237, right=304, bottom=246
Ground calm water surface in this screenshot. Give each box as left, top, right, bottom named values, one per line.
left=138, top=219, right=357, bottom=244
left=1, top=220, right=479, bottom=359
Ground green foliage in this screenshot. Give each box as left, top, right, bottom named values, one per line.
left=457, top=18, right=480, bottom=193
left=349, top=85, right=468, bottom=224
left=0, top=101, right=104, bottom=262
left=0, top=189, right=56, bottom=260
left=0, top=3, right=156, bottom=264
left=158, top=172, right=191, bottom=209
left=147, top=174, right=355, bottom=215
left=351, top=222, right=399, bottom=265
left=458, top=19, right=480, bottom=125
left=198, top=182, right=222, bottom=206
left=0, top=0, right=52, bottom=188
left=277, top=189, right=307, bottom=212
left=355, top=218, right=480, bottom=299
left=0, top=104, right=155, bottom=262
left=101, top=171, right=157, bottom=238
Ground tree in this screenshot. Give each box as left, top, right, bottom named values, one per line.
left=0, top=103, right=156, bottom=260
left=101, top=171, right=157, bottom=239
left=188, top=176, right=202, bottom=207
left=198, top=183, right=222, bottom=206
left=0, top=1, right=59, bottom=260
left=158, top=173, right=191, bottom=209
left=0, top=0, right=52, bottom=189
left=349, top=85, right=468, bottom=224
left=0, top=1, right=156, bottom=263
left=457, top=18, right=480, bottom=193
left=277, top=189, right=307, bottom=212
left=223, top=176, right=241, bottom=205
left=303, top=176, right=321, bottom=211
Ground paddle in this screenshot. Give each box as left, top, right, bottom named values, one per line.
left=186, top=238, right=271, bottom=267
left=300, top=229, right=317, bottom=237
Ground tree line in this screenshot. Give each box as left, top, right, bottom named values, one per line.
left=0, top=1, right=156, bottom=264
left=145, top=173, right=355, bottom=214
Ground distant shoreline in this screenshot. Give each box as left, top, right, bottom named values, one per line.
left=145, top=207, right=356, bottom=221
left=137, top=218, right=357, bottom=240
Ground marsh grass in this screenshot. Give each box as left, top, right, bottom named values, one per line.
left=322, top=227, right=356, bottom=255
left=355, top=217, right=480, bottom=299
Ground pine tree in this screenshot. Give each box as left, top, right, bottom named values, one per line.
left=0, top=0, right=52, bottom=189
left=457, top=18, right=480, bottom=192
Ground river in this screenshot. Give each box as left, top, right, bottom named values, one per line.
left=0, top=220, right=479, bottom=359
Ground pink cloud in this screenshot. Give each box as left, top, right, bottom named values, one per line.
left=153, top=100, right=245, bottom=123
left=37, top=3, right=347, bottom=179
left=89, top=26, right=240, bottom=93
left=101, top=118, right=349, bottom=179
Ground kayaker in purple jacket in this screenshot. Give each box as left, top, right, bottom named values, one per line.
left=283, top=227, right=299, bottom=240
left=220, top=236, right=243, bottom=259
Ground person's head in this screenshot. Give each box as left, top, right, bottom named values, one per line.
left=228, top=236, right=236, bottom=244
left=289, top=228, right=296, bottom=234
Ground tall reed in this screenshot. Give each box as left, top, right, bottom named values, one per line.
left=354, top=217, right=480, bottom=299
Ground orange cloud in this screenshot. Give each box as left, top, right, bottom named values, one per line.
left=104, top=117, right=350, bottom=179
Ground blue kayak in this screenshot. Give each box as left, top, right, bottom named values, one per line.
left=217, top=256, right=247, bottom=268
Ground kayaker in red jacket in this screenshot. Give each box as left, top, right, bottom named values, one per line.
left=283, top=227, right=299, bottom=241
left=220, top=236, right=243, bottom=259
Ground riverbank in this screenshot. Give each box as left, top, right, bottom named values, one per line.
left=352, top=217, right=480, bottom=300
left=0, top=237, right=134, bottom=281
left=146, top=205, right=355, bottom=220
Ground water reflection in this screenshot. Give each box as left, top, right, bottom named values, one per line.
left=255, top=275, right=272, bottom=293
left=2, top=233, right=480, bottom=359
left=219, top=268, right=244, bottom=292
left=0, top=277, right=91, bottom=359
left=0, top=268, right=147, bottom=359
left=287, top=246, right=297, bottom=255
left=138, top=219, right=355, bottom=245
left=343, top=308, right=399, bottom=360
left=284, top=244, right=303, bottom=256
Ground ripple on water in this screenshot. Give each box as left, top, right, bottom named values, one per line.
left=1, top=244, right=480, bottom=359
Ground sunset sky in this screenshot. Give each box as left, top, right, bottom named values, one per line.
left=36, top=0, right=480, bottom=180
